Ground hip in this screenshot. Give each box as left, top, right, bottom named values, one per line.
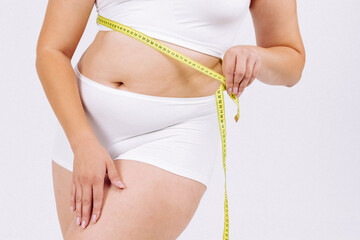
left=73, top=64, right=220, bottom=145
left=51, top=64, right=222, bottom=186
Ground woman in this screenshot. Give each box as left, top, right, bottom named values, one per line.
left=35, top=0, right=305, bottom=239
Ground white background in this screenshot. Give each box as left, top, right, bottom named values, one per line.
left=1, top=0, right=359, bottom=239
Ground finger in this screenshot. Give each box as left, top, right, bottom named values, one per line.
left=70, top=182, right=76, bottom=213
left=91, top=181, right=104, bottom=224
left=237, top=56, right=256, bottom=97
left=75, top=183, right=82, bottom=226
left=247, top=76, right=256, bottom=87
left=222, top=50, right=236, bottom=95
left=106, top=159, right=125, bottom=189
left=80, top=184, right=92, bottom=229
left=232, top=55, right=246, bottom=95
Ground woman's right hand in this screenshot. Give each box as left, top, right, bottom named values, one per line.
left=69, top=138, right=126, bottom=229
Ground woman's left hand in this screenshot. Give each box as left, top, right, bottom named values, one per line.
left=222, top=45, right=262, bottom=98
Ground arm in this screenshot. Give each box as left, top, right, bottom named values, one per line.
left=35, top=0, right=125, bottom=230
left=35, top=0, right=97, bottom=151
left=249, top=0, right=306, bottom=87
left=222, top=0, right=306, bottom=97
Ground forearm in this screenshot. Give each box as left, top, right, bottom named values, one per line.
left=35, top=49, right=99, bottom=151
left=245, top=45, right=305, bottom=87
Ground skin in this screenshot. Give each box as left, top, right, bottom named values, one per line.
left=35, top=0, right=305, bottom=239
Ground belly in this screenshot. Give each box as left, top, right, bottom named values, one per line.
left=76, top=30, right=224, bottom=98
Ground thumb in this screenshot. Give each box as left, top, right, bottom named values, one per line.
left=106, top=159, right=125, bottom=189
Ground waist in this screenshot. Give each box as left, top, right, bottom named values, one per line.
left=76, top=30, right=224, bottom=98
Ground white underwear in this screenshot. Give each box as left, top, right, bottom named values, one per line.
left=50, top=64, right=221, bottom=188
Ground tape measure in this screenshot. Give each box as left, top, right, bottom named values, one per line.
left=97, top=14, right=240, bottom=240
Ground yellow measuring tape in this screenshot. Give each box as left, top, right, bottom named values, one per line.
left=97, top=14, right=240, bottom=239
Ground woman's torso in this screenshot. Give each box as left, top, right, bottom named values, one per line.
left=77, top=0, right=251, bottom=97
left=77, top=30, right=225, bottom=98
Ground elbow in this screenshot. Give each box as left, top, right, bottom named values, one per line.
left=285, top=74, right=302, bottom=87
left=35, top=46, right=50, bottom=71
left=35, top=51, right=43, bottom=71
left=286, top=69, right=304, bottom=87
left=35, top=47, right=71, bottom=72
left=286, top=50, right=306, bottom=88
left=35, top=50, right=49, bottom=75
left=35, top=42, right=73, bottom=66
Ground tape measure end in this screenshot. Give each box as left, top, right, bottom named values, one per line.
left=234, top=114, right=239, bottom=122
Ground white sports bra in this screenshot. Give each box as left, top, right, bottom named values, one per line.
left=95, top=0, right=250, bottom=59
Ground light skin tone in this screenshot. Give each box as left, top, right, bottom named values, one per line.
left=36, top=0, right=305, bottom=238
left=223, top=0, right=306, bottom=97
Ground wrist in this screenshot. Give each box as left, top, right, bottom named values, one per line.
left=68, top=130, right=100, bottom=152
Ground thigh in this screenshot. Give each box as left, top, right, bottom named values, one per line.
left=53, top=158, right=207, bottom=240
left=52, top=160, right=74, bottom=237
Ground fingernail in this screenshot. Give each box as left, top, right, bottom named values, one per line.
left=236, top=91, right=242, bottom=98
left=70, top=206, right=74, bottom=212
left=115, top=180, right=125, bottom=189
left=92, top=214, right=97, bottom=224
left=81, top=220, right=86, bottom=229
left=233, top=87, right=238, bottom=95
left=227, top=88, right=232, bottom=95
left=76, top=216, right=81, bottom=226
